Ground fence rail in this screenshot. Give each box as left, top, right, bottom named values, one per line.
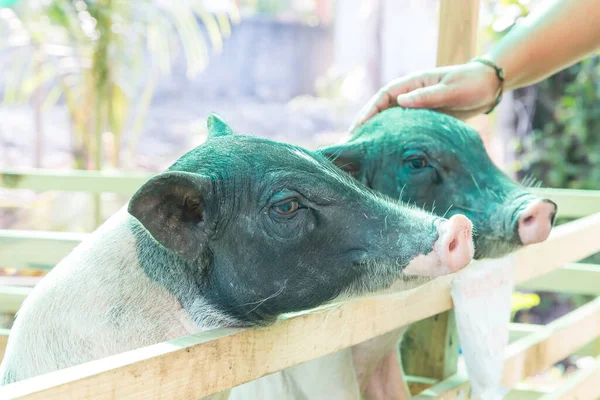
left=1, top=210, right=599, bottom=399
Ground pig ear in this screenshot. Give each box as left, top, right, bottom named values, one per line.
left=318, top=145, right=365, bottom=180
left=128, top=171, right=211, bottom=261
left=207, top=113, right=235, bottom=138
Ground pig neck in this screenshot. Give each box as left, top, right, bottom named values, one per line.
left=128, top=212, right=243, bottom=332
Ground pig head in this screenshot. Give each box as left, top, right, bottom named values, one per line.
left=319, top=107, right=557, bottom=259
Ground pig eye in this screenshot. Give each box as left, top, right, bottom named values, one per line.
left=272, top=199, right=300, bottom=215
left=406, top=157, right=428, bottom=169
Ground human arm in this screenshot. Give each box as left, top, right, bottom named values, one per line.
left=349, top=0, right=600, bottom=130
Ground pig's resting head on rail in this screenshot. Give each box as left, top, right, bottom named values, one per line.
left=127, top=114, right=474, bottom=323
left=0, top=114, right=474, bottom=385
left=319, top=108, right=557, bottom=259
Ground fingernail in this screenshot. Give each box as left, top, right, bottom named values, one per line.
left=396, top=94, right=414, bottom=106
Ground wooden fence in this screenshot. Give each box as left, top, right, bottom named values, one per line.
left=2, top=0, right=600, bottom=398
left=1, top=168, right=600, bottom=399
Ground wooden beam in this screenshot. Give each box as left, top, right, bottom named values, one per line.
left=435, top=0, right=480, bottom=67
left=401, top=311, right=459, bottom=394
left=0, top=229, right=87, bottom=271
left=537, top=356, right=600, bottom=400
left=0, top=169, right=151, bottom=196
left=509, top=323, right=542, bottom=342
left=413, top=371, right=470, bottom=399
left=530, top=187, right=600, bottom=219
left=505, top=389, right=547, bottom=400
left=1, top=213, right=598, bottom=399
left=518, top=263, right=600, bottom=295
left=403, top=1, right=481, bottom=390
left=514, top=212, right=600, bottom=284
left=414, top=374, right=546, bottom=400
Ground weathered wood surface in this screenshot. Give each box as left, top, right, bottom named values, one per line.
left=1, top=213, right=598, bottom=399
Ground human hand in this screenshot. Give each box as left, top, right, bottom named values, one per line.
left=348, top=61, right=502, bottom=132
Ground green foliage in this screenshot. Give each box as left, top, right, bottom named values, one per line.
left=0, top=0, right=237, bottom=169
left=484, top=0, right=600, bottom=191
left=513, top=58, right=600, bottom=190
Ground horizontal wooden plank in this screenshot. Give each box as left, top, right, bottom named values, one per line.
left=413, top=371, right=469, bottom=399
left=509, top=323, right=542, bottom=342
left=530, top=187, right=600, bottom=219
left=1, top=213, right=599, bottom=399
left=0, top=169, right=151, bottom=196
left=518, top=263, right=600, bottom=296
left=0, top=286, right=32, bottom=314
left=415, top=374, right=546, bottom=400
left=538, top=356, right=600, bottom=400
left=514, top=212, right=600, bottom=284
left=0, top=229, right=87, bottom=271
left=505, top=389, right=547, bottom=400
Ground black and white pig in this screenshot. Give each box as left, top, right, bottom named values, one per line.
left=0, top=114, right=475, bottom=387
left=316, top=107, right=558, bottom=400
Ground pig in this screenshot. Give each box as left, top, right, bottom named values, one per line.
left=315, top=107, right=558, bottom=400
left=0, top=113, right=475, bottom=387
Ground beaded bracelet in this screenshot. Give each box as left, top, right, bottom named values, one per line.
left=470, top=56, right=505, bottom=114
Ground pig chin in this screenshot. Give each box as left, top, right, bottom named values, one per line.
left=402, top=252, right=452, bottom=278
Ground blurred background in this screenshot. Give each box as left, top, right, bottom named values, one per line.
left=1, top=0, right=599, bottom=391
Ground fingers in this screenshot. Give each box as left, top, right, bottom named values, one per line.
left=347, top=72, right=445, bottom=133
left=348, top=91, right=392, bottom=133
left=397, top=82, right=464, bottom=109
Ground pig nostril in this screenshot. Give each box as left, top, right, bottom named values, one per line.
left=448, top=238, right=457, bottom=253
left=523, top=215, right=535, bottom=225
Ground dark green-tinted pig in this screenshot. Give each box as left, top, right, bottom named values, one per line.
left=0, top=114, right=474, bottom=385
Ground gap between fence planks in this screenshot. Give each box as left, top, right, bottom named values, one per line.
left=1, top=212, right=599, bottom=400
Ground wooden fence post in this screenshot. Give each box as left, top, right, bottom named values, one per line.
left=400, top=0, right=480, bottom=394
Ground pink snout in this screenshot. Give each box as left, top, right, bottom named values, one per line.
left=403, top=214, right=474, bottom=278
left=434, top=214, right=475, bottom=273
left=517, top=199, right=557, bottom=245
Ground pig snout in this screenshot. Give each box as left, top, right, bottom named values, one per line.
left=403, top=214, right=474, bottom=278
left=516, top=199, right=557, bottom=245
